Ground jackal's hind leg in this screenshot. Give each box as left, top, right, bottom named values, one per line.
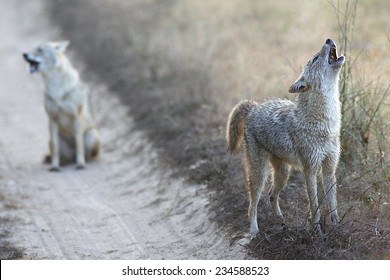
left=244, top=144, right=270, bottom=238
left=84, top=128, right=100, bottom=161
left=269, top=156, right=291, bottom=222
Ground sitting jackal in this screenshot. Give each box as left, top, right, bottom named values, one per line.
left=23, top=41, right=100, bottom=171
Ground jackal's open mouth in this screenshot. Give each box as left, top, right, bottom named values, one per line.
left=23, top=53, right=40, bottom=73
left=328, top=44, right=345, bottom=67
left=329, top=45, right=337, bottom=63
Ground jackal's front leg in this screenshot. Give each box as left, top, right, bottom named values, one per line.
left=74, top=117, right=86, bottom=169
left=49, top=120, right=60, bottom=171
left=304, top=169, right=321, bottom=231
left=322, top=157, right=339, bottom=225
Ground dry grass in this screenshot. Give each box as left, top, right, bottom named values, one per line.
left=143, top=0, right=390, bottom=105
left=49, top=0, right=390, bottom=259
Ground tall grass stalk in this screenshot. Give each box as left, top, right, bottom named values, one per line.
left=330, top=0, right=390, bottom=184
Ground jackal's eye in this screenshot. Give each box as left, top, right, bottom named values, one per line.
left=37, top=47, right=43, bottom=53
left=312, top=55, right=319, bottom=63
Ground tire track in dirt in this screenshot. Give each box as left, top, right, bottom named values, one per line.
left=0, top=0, right=245, bottom=259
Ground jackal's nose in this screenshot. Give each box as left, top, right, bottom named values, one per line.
left=326, top=38, right=334, bottom=46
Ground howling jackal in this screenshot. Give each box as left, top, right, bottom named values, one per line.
left=23, top=41, right=100, bottom=171
left=226, top=38, right=345, bottom=238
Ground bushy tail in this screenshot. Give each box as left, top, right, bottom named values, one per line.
left=226, top=100, right=257, bottom=154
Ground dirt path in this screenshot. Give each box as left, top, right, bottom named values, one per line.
left=0, top=0, right=245, bottom=259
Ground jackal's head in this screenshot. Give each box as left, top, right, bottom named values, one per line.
left=22, top=41, right=70, bottom=74
left=289, top=38, right=345, bottom=93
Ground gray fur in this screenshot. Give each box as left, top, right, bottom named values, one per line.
left=226, top=39, right=345, bottom=238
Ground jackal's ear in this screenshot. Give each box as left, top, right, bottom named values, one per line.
left=289, top=77, right=309, bottom=93
left=53, top=41, right=70, bottom=52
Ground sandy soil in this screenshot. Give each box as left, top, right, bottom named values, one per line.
left=0, top=0, right=245, bottom=259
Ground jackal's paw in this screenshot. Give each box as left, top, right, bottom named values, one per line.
left=76, top=164, right=86, bottom=170
left=49, top=166, right=60, bottom=172
left=313, top=223, right=324, bottom=238
left=331, top=212, right=339, bottom=225
left=250, top=224, right=259, bottom=239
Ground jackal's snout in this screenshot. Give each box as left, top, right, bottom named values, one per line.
left=325, top=38, right=345, bottom=67
left=23, top=53, right=40, bottom=73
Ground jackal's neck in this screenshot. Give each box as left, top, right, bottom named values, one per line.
left=296, top=83, right=341, bottom=131
left=42, top=57, right=80, bottom=96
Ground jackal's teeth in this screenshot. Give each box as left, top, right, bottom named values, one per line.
left=329, top=45, right=338, bottom=63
